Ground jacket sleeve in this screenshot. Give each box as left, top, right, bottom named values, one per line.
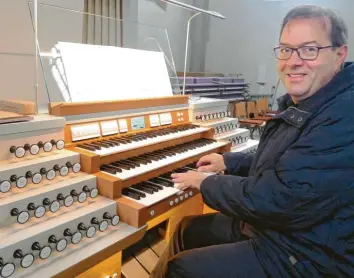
left=223, top=152, right=255, bottom=177
left=201, top=114, right=354, bottom=231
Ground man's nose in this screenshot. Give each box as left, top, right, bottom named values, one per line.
left=286, top=50, right=304, bottom=66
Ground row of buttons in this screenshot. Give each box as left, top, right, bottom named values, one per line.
left=0, top=162, right=81, bottom=193
left=214, top=123, right=238, bottom=135
left=169, top=191, right=193, bottom=207
left=195, top=111, right=231, bottom=121
left=229, top=136, right=248, bottom=146
left=10, top=186, right=98, bottom=224
left=0, top=213, right=119, bottom=277
left=10, top=140, right=65, bottom=158
left=148, top=191, right=194, bottom=217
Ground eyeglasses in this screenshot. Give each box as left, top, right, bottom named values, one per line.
left=273, top=45, right=334, bottom=60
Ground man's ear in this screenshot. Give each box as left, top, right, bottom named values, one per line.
left=336, top=44, right=348, bottom=70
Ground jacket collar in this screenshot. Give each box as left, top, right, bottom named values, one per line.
left=275, top=62, right=354, bottom=128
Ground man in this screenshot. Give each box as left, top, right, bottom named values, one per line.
left=152, top=4, right=354, bottom=278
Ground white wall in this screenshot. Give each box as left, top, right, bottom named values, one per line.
left=2, top=0, right=353, bottom=110
left=0, top=0, right=84, bottom=111
left=206, top=0, right=354, bottom=103
left=0, top=0, right=195, bottom=109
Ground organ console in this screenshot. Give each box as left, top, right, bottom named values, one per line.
left=0, top=89, right=256, bottom=278
left=46, top=95, right=231, bottom=277
left=49, top=96, right=231, bottom=228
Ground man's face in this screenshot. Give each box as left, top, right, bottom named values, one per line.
left=277, top=18, right=347, bottom=103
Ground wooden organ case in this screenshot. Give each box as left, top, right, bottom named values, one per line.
left=49, top=96, right=231, bottom=277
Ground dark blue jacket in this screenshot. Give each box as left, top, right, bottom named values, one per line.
left=200, top=62, right=354, bottom=277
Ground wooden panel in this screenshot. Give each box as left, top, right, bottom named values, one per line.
left=150, top=239, right=167, bottom=257
left=247, top=101, right=258, bottom=118
left=49, top=96, right=189, bottom=117
left=0, top=99, right=36, bottom=114
left=53, top=225, right=147, bottom=278
left=134, top=248, right=159, bottom=273
left=239, top=119, right=265, bottom=126
left=203, top=203, right=218, bottom=214
left=65, top=146, right=101, bottom=174
left=256, top=98, right=269, bottom=112
left=122, top=257, right=149, bottom=278
left=253, top=116, right=272, bottom=121
left=234, top=102, right=246, bottom=118
left=64, top=111, right=191, bottom=146
left=147, top=193, right=204, bottom=240
left=116, top=189, right=200, bottom=228
left=75, top=252, right=122, bottom=278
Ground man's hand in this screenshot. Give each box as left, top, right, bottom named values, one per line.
left=196, top=153, right=226, bottom=173
left=171, top=171, right=209, bottom=191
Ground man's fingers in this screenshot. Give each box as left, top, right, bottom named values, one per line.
left=171, top=173, right=192, bottom=183
left=197, top=165, right=214, bottom=172
left=196, top=156, right=212, bottom=167
left=175, top=182, right=189, bottom=191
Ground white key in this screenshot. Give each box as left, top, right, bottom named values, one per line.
left=78, top=127, right=209, bottom=157
left=107, top=141, right=227, bottom=180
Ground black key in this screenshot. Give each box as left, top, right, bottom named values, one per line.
left=156, top=176, right=173, bottom=183
left=111, top=162, right=130, bottom=170
left=78, top=144, right=96, bottom=151
left=128, top=187, right=146, bottom=198
left=132, top=184, right=154, bottom=194
left=129, top=157, right=152, bottom=164
left=117, top=161, right=136, bottom=169
left=85, top=143, right=101, bottom=150
left=122, top=188, right=141, bottom=200
left=100, top=165, right=117, bottom=174
left=105, top=164, right=123, bottom=172
left=144, top=180, right=164, bottom=190
left=121, top=159, right=140, bottom=167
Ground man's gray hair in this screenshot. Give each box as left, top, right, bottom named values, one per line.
left=280, top=5, right=348, bottom=47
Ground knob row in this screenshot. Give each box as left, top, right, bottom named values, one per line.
left=10, top=140, right=65, bottom=158
left=10, top=186, right=98, bottom=224
left=229, top=136, right=248, bottom=146
left=214, top=123, right=237, bottom=134
left=0, top=213, right=119, bottom=277
left=168, top=191, right=194, bottom=208
left=195, top=111, right=231, bottom=121
left=0, top=162, right=81, bottom=193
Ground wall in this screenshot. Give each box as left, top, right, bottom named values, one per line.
left=205, top=0, right=354, bottom=106
left=2, top=0, right=353, bottom=110
left=0, top=0, right=200, bottom=108
left=0, top=0, right=84, bottom=111
left=135, top=0, right=193, bottom=72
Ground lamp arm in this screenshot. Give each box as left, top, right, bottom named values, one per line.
left=182, top=12, right=201, bottom=95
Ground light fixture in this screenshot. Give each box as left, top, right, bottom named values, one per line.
left=160, top=0, right=225, bottom=95
left=33, top=0, right=38, bottom=113
left=160, top=0, right=225, bottom=19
